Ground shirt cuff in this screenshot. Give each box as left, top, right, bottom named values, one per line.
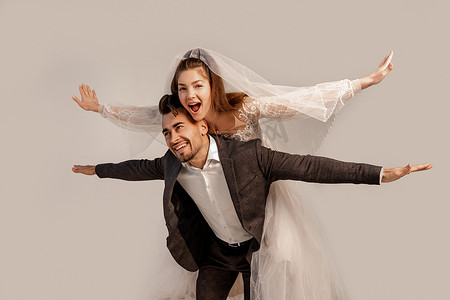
left=379, top=167, right=384, bottom=184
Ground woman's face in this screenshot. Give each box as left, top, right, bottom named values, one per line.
left=177, top=68, right=212, bottom=121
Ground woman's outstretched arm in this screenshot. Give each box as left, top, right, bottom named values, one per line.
left=72, top=83, right=162, bottom=132
left=243, top=51, right=394, bottom=123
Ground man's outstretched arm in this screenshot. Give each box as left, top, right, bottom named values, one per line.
left=256, top=142, right=431, bottom=184
left=72, top=158, right=165, bottom=181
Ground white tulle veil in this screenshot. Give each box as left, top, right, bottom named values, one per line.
left=163, top=47, right=354, bottom=154
left=107, top=47, right=356, bottom=156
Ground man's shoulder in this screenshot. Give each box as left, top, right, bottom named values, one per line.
left=161, top=149, right=178, bottom=164
left=212, top=135, right=262, bottom=157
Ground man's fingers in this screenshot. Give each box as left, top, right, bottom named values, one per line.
left=72, top=165, right=81, bottom=173
left=382, top=162, right=431, bottom=183
left=410, top=163, right=432, bottom=173
left=72, top=165, right=95, bottom=175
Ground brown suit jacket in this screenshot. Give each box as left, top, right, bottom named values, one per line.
left=95, top=135, right=382, bottom=271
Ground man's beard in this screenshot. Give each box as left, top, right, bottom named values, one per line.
left=173, top=141, right=197, bottom=163
left=177, top=152, right=195, bottom=163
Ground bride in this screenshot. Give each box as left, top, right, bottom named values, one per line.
left=73, top=48, right=393, bottom=299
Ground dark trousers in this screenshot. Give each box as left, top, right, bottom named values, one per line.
left=196, top=235, right=252, bottom=300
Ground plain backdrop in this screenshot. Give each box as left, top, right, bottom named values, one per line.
left=0, top=0, right=448, bottom=299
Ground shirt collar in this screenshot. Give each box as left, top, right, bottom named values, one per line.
left=207, top=135, right=220, bottom=163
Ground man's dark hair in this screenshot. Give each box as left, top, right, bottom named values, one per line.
left=158, top=93, right=187, bottom=117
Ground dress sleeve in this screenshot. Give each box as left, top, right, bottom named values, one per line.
left=99, top=104, right=162, bottom=133
left=244, top=79, right=361, bottom=122
left=239, top=79, right=361, bottom=154
left=97, top=104, right=164, bottom=156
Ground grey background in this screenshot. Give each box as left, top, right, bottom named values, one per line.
left=0, top=0, right=448, bottom=299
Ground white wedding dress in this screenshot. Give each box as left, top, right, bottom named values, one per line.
left=99, top=78, right=361, bottom=300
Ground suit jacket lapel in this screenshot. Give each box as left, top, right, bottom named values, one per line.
left=163, top=156, right=183, bottom=231
left=214, top=136, right=244, bottom=223
left=167, top=159, right=182, bottom=189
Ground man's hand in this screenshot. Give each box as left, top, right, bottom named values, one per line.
left=72, top=165, right=96, bottom=175
left=382, top=163, right=432, bottom=183
left=72, top=83, right=101, bottom=112
left=360, top=51, right=394, bottom=89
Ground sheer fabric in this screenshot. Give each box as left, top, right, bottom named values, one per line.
left=234, top=98, right=347, bottom=299
left=100, top=79, right=360, bottom=155
left=98, top=48, right=362, bottom=299
left=99, top=104, right=163, bottom=155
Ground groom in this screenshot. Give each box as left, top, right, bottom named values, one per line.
left=73, top=94, right=431, bottom=300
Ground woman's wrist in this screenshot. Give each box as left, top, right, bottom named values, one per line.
left=359, top=76, right=375, bottom=90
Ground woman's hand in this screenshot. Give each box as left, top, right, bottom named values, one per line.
left=72, top=84, right=101, bottom=112
left=360, top=51, right=394, bottom=90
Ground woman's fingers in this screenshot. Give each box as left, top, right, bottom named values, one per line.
left=79, top=84, right=86, bottom=97
left=379, top=51, right=394, bottom=69
left=379, top=54, right=389, bottom=68
left=79, top=83, right=96, bottom=98
left=72, top=95, right=82, bottom=105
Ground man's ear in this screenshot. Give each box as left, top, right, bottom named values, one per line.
left=199, top=119, right=208, bottom=135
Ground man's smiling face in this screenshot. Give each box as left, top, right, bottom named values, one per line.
left=162, top=109, right=209, bottom=165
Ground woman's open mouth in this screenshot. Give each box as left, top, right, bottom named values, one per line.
left=189, top=103, right=201, bottom=113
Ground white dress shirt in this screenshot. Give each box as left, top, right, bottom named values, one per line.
left=176, top=136, right=253, bottom=244
left=177, top=136, right=384, bottom=243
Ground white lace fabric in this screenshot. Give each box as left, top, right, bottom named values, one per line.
left=100, top=104, right=162, bottom=132
left=227, top=79, right=359, bottom=151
